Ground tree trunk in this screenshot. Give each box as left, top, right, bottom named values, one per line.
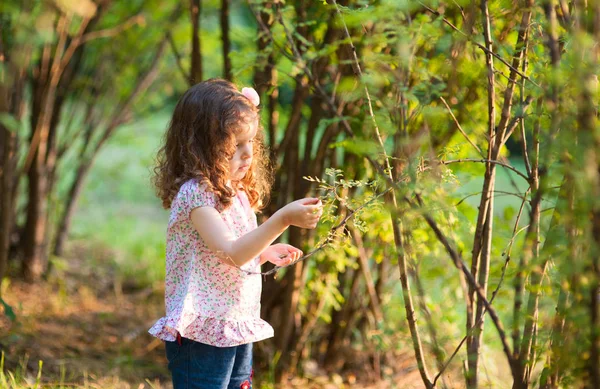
left=19, top=7, right=96, bottom=281
left=590, top=206, right=600, bottom=389
left=22, top=65, right=60, bottom=281
left=252, top=2, right=278, bottom=150
left=53, top=160, right=92, bottom=256
left=273, top=84, right=305, bottom=371
left=0, top=104, right=17, bottom=291
left=0, top=27, right=14, bottom=286
left=22, top=152, right=51, bottom=281
left=275, top=228, right=304, bottom=379
left=324, top=264, right=360, bottom=370
left=466, top=4, right=497, bottom=387
left=221, top=0, right=231, bottom=81
left=0, top=8, right=29, bottom=283
left=190, top=0, right=203, bottom=85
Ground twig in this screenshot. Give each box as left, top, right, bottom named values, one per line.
left=441, top=159, right=530, bottom=182
left=350, top=226, right=384, bottom=323
left=332, top=0, right=392, bottom=179
left=80, top=14, right=144, bottom=44
left=414, top=260, right=449, bottom=389
left=433, top=186, right=531, bottom=386
left=439, top=96, right=484, bottom=158
left=413, top=193, right=516, bottom=371
left=455, top=190, right=528, bottom=207
left=167, top=31, right=188, bottom=83
left=228, top=187, right=393, bottom=277
left=501, top=95, right=535, bottom=146
left=419, top=2, right=540, bottom=88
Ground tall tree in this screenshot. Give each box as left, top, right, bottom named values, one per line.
left=190, top=0, right=203, bottom=84
left=0, top=1, right=183, bottom=282
left=221, top=0, right=232, bottom=81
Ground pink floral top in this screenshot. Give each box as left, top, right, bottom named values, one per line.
left=149, top=179, right=274, bottom=347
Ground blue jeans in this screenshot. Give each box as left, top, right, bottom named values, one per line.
left=165, top=337, right=253, bottom=389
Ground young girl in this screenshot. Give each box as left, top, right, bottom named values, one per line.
left=149, top=78, right=322, bottom=389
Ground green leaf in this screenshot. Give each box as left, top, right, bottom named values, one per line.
left=0, top=113, right=20, bottom=134
left=0, top=297, right=15, bottom=322
left=330, top=138, right=381, bottom=157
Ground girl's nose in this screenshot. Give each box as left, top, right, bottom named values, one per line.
left=242, top=144, right=252, bottom=159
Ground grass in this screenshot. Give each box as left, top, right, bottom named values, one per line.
left=0, top=353, right=41, bottom=389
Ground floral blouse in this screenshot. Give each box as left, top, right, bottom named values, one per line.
left=149, top=179, right=274, bottom=347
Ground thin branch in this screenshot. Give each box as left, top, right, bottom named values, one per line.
left=390, top=200, right=433, bottom=389
left=439, top=96, right=484, bottom=158
left=22, top=13, right=73, bottom=174
left=419, top=2, right=540, bottom=88
left=414, top=260, right=450, bottom=389
left=518, top=30, right=533, bottom=178
left=79, top=14, right=144, bottom=44
left=502, top=95, right=535, bottom=146
left=455, top=189, right=529, bottom=207
left=519, top=107, right=533, bottom=178
left=167, top=31, right=188, bottom=82
left=441, top=159, right=530, bottom=181
left=228, top=187, right=393, bottom=277
left=350, top=226, right=384, bottom=323
left=332, top=0, right=392, bottom=179
left=433, top=185, right=531, bottom=386
left=412, top=193, right=516, bottom=370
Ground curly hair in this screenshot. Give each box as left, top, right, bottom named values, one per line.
left=153, top=78, right=273, bottom=211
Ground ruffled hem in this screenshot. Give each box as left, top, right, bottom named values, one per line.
left=148, top=312, right=274, bottom=347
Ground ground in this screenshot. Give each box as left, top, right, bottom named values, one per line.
left=0, top=244, right=169, bottom=388
left=0, top=243, right=431, bottom=389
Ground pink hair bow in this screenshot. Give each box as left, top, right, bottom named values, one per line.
left=241, top=87, right=260, bottom=107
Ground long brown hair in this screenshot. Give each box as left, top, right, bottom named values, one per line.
left=153, top=78, right=272, bottom=210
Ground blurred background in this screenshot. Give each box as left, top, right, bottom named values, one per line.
left=1, top=0, right=599, bottom=388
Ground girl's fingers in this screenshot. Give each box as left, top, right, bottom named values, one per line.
left=304, top=202, right=322, bottom=212
left=300, top=197, right=320, bottom=205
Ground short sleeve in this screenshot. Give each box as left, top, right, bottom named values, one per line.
left=168, top=180, right=219, bottom=228
left=187, top=181, right=218, bottom=211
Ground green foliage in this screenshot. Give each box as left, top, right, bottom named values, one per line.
left=262, top=0, right=600, bottom=386
left=0, top=113, right=20, bottom=135
left=3, top=0, right=597, bottom=386
left=0, top=296, right=15, bottom=322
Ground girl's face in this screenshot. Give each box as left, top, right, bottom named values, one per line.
left=229, top=116, right=259, bottom=182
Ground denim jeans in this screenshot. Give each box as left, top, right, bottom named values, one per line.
left=165, top=336, right=253, bottom=389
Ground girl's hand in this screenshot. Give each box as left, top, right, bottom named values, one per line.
left=261, top=244, right=303, bottom=266
left=280, top=198, right=323, bottom=229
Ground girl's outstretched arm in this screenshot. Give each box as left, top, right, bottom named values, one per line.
left=191, top=198, right=321, bottom=267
